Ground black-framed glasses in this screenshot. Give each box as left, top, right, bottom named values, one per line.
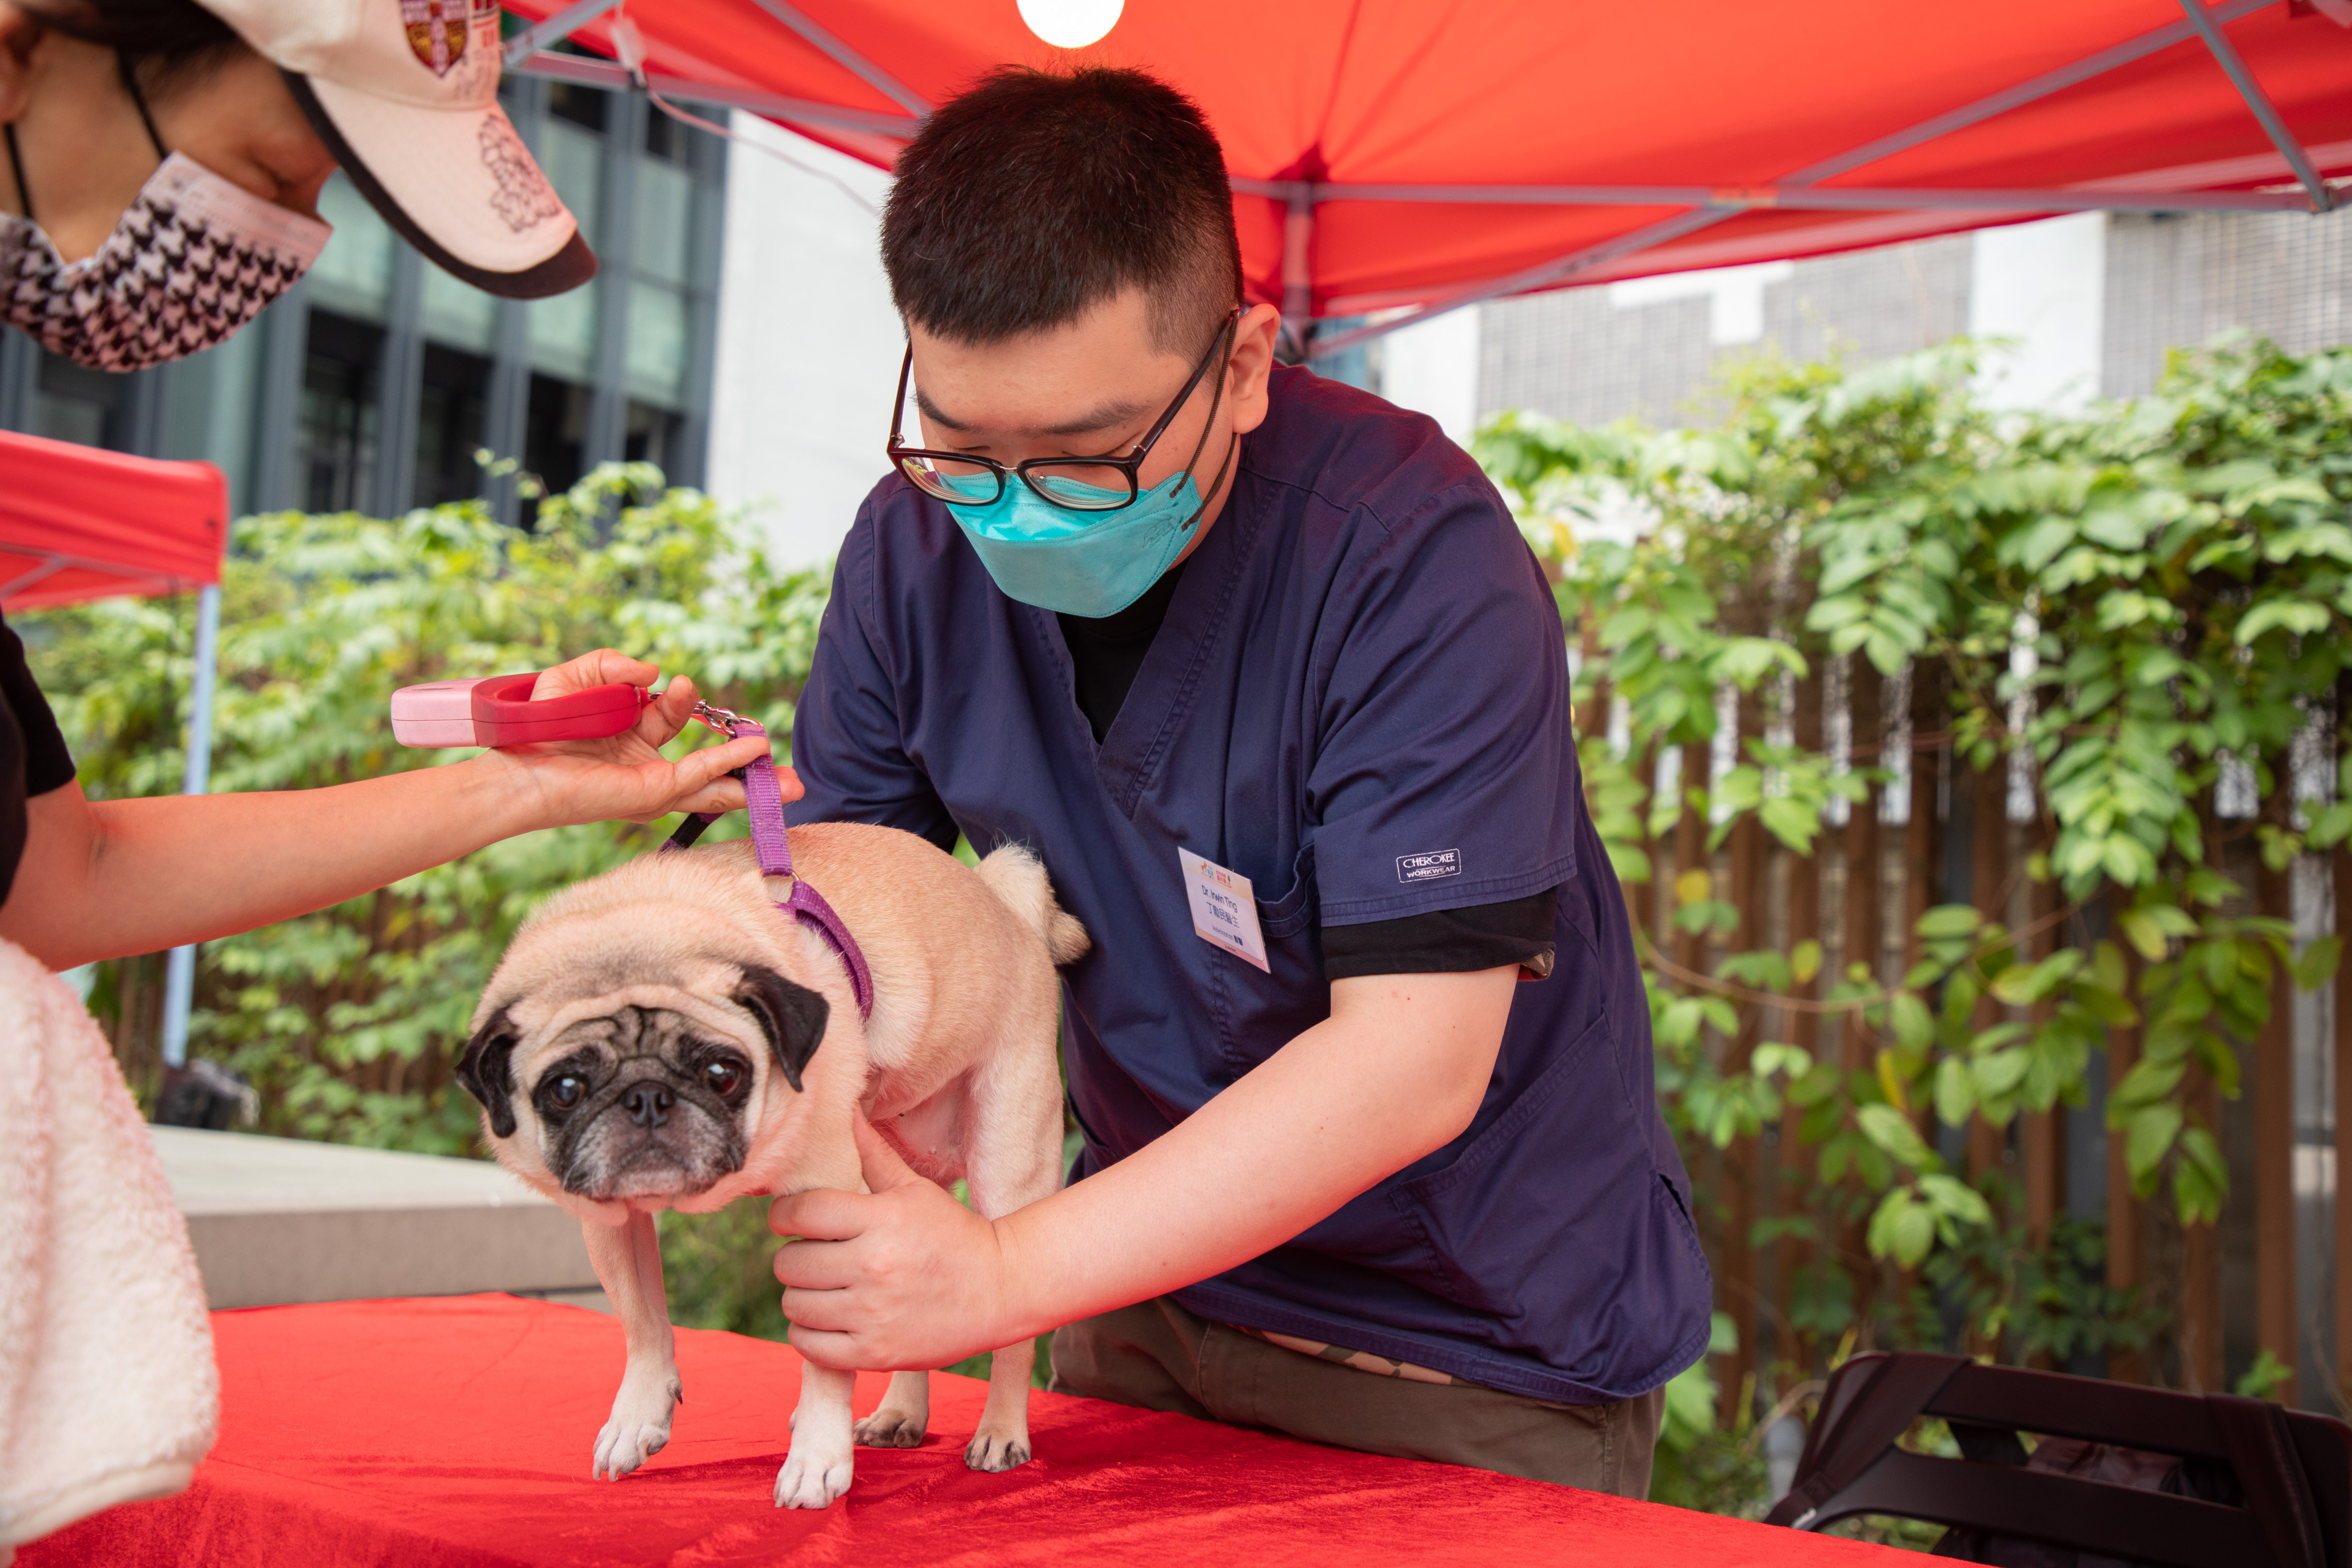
left=886, top=308, right=1240, bottom=513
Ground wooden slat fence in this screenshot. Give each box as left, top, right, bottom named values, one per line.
left=1590, top=655, right=2341, bottom=1416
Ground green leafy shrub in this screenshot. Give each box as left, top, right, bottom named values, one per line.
left=1475, top=335, right=2349, bottom=1390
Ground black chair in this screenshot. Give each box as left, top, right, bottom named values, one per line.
left=1762, top=1352, right=2352, bottom=1568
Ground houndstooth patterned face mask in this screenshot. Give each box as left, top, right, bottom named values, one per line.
left=0, top=153, right=331, bottom=372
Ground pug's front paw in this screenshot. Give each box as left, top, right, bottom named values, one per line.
left=774, top=1439, right=855, bottom=1508
left=592, top=1371, right=682, bottom=1480
left=964, top=1428, right=1032, bottom=1472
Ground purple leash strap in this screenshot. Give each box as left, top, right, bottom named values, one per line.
left=660, top=702, right=874, bottom=1019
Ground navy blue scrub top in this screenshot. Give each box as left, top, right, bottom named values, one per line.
left=788, top=365, right=1712, bottom=1404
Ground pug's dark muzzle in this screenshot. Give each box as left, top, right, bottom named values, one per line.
left=529, top=1037, right=756, bottom=1201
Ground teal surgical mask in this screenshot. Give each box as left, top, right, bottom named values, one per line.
left=941, top=432, right=1236, bottom=618
left=889, top=309, right=1246, bottom=619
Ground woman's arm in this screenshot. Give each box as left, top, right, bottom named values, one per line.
left=0, top=650, right=785, bottom=970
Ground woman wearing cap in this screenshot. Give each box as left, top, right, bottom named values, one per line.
left=0, top=0, right=774, bottom=971
left=0, top=5, right=765, bottom=1550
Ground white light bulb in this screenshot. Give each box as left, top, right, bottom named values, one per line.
left=1017, top=0, right=1124, bottom=49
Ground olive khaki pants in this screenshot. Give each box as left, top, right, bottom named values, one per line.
left=1050, top=1296, right=1664, bottom=1497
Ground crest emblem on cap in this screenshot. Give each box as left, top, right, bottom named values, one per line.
left=402, top=0, right=468, bottom=76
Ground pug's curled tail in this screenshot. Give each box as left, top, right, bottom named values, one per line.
left=974, top=845, right=1091, bottom=966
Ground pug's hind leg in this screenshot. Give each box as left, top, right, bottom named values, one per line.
left=776, top=1362, right=858, bottom=1508
left=956, top=997, right=1062, bottom=1474
left=956, top=1122, right=1046, bottom=1473
left=965, top=1342, right=1036, bottom=1471
left=853, top=1369, right=929, bottom=1448
left=585, top=1210, right=682, bottom=1481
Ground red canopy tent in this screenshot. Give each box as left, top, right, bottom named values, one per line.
left=498, top=0, right=2352, bottom=358
left=1, top=427, right=228, bottom=1065
left=0, top=428, right=227, bottom=612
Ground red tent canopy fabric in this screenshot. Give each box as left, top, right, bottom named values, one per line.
left=505, top=0, right=2352, bottom=350
left=0, top=430, right=227, bottom=612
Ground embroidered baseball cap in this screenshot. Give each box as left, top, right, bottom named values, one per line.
left=195, top=0, right=595, bottom=298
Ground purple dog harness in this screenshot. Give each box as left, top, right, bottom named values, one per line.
left=660, top=702, right=874, bottom=1018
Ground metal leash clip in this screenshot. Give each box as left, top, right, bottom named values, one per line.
left=689, top=699, right=745, bottom=738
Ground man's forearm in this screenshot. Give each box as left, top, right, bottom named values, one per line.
left=5, top=763, right=543, bottom=970
left=987, top=966, right=1517, bottom=1344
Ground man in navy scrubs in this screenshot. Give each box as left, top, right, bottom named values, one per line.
left=770, top=65, right=1710, bottom=1495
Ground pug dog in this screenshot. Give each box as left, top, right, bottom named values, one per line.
left=457, top=821, right=1088, bottom=1508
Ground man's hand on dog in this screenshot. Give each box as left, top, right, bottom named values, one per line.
left=771, top=1118, right=1022, bottom=1371
left=478, top=649, right=783, bottom=826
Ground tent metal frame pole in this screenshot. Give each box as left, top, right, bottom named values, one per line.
left=1, top=552, right=198, bottom=602
left=1312, top=207, right=1725, bottom=359
left=0, top=554, right=68, bottom=601
left=1279, top=186, right=1315, bottom=362
left=741, top=0, right=931, bottom=119
left=160, top=581, right=221, bottom=1072
left=506, top=1, right=930, bottom=133
left=508, top=52, right=920, bottom=137
left=1305, top=0, right=2282, bottom=358
left=1237, top=179, right=2305, bottom=214
left=502, top=0, right=624, bottom=65
left=1791, top=0, right=2268, bottom=185
left=2175, top=0, right=2334, bottom=212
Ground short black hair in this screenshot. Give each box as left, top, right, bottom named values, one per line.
left=882, top=65, right=1242, bottom=354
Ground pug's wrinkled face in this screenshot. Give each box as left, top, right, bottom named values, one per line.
left=460, top=965, right=828, bottom=1204
left=524, top=1004, right=754, bottom=1200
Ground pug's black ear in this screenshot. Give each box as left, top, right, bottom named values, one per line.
left=456, top=1007, right=521, bottom=1138
left=734, top=966, right=829, bottom=1092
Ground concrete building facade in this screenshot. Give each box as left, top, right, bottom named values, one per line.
left=1417, top=206, right=2352, bottom=433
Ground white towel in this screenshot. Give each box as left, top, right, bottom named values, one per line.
left=0, top=938, right=216, bottom=1556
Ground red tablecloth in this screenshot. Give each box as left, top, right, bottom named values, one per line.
left=24, top=1296, right=1904, bottom=1566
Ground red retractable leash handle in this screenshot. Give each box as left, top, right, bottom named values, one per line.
left=388, top=673, right=654, bottom=748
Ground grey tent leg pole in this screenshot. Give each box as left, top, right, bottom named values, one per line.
left=160, top=582, right=220, bottom=1070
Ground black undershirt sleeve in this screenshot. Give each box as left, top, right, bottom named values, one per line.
left=1321, top=889, right=1560, bottom=982
left=1055, top=570, right=1561, bottom=984
left=1, top=606, right=77, bottom=906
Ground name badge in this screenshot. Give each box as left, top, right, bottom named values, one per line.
left=1179, top=848, right=1270, bottom=973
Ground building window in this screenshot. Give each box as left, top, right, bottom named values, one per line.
left=547, top=79, right=607, bottom=132
left=627, top=122, right=697, bottom=409
left=308, top=174, right=397, bottom=325
left=416, top=345, right=492, bottom=508
left=527, top=114, right=606, bottom=391
left=625, top=400, right=685, bottom=471
left=300, top=312, right=382, bottom=514
left=526, top=373, right=592, bottom=496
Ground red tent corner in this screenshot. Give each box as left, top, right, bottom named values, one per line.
left=1, top=428, right=229, bottom=614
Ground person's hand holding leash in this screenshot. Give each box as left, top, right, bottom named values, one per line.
left=476, top=650, right=781, bottom=827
